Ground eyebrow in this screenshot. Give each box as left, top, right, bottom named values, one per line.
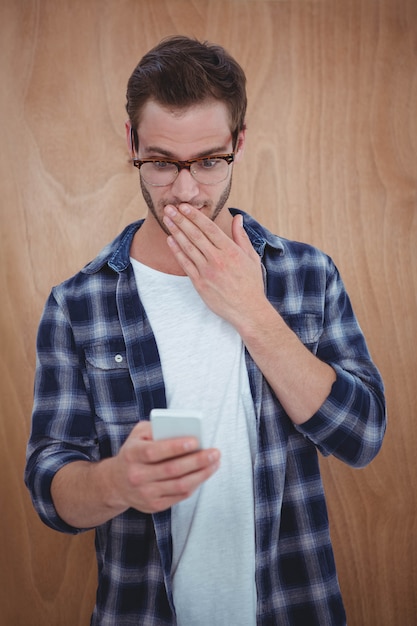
left=143, top=144, right=231, bottom=159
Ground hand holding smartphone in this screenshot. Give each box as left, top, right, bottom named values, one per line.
left=150, top=409, right=203, bottom=449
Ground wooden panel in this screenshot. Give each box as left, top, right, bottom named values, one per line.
left=1, top=0, right=415, bottom=624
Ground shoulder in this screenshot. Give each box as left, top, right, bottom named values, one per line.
left=50, top=221, right=143, bottom=301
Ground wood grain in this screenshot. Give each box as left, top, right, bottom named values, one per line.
left=1, top=0, right=416, bottom=624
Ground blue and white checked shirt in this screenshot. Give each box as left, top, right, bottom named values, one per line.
left=25, top=210, right=386, bottom=625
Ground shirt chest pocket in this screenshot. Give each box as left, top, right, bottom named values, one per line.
left=84, top=342, right=138, bottom=424
left=282, top=313, right=323, bottom=354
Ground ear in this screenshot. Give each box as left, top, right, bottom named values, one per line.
left=233, top=125, right=246, bottom=163
left=125, top=120, right=136, bottom=157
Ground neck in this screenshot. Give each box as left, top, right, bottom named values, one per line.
left=130, top=218, right=186, bottom=275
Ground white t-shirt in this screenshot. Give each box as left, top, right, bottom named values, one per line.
left=131, top=258, right=257, bottom=625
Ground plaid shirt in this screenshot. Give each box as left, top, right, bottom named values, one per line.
left=25, top=210, right=386, bottom=625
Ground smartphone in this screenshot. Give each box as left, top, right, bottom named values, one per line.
left=150, top=409, right=203, bottom=449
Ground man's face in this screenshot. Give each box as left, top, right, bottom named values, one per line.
left=133, top=99, right=244, bottom=234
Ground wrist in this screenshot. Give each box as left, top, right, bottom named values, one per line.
left=235, top=299, right=283, bottom=345
left=97, top=456, right=130, bottom=515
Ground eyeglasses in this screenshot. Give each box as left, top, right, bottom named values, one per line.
left=132, top=153, right=235, bottom=186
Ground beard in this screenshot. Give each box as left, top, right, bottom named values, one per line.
left=140, top=175, right=233, bottom=236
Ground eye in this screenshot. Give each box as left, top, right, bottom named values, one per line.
left=152, top=160, right=173, bottom=170
left=197, top=158, right=221, bottom=170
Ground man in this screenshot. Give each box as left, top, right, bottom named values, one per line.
left=25, top=36, right=386, bottom=625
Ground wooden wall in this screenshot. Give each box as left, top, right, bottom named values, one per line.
left=1, top=0, right=416, bottom=624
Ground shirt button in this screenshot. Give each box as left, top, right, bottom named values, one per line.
left=115, top=354, right=123, bottom=363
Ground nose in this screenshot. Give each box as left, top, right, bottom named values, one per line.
left=170, top=167, right=200, bottom=202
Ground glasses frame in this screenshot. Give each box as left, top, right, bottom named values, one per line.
left=131, top=153, right=235, bottom=186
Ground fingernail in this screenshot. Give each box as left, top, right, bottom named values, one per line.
left=212, top=461, right=221, bottom=473
left=183, top=439, right=195, bottom=451
left=165, top=205, right=177, bottom=218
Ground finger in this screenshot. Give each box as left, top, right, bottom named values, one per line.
left=126, top=421, right=201, bottom=462
left=144, top=452, right=221, bottom=511
left=153, top=447, right=221, bottom=483
left=163, top=206, right=207, bottom=255
left=163, top=212, right=211, bottom=278
left=165, top=234, right=204, bottom=281
left=130, top=447, right=221, bottom=513
left=164, top=217, right=207, bottom=260
left=165, top=204, right=227, bottom=250
left=145, top=435, right=203, bottom=464
left=178, top=203, right=228, bottom=249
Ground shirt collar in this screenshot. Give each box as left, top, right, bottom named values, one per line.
left=229, top=208, right=285, bottom=257
left=83, top=220, right=143, bottom=274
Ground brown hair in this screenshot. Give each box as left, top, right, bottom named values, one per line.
left=126, top=35, right=247, bottom=150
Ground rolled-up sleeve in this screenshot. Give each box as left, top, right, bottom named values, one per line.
left=296, top=367, right=386, bottom=467
left=25, top=291, right=98, bottom=533
left=295, top=260, right=386, bottom=467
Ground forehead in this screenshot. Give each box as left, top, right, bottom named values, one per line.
left=136, top=99, right=233, bottom=158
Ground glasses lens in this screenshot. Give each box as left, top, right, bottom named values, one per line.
left=191, top=158, right=230, bottom=184
left=140, top=161, right=178, bottom=186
